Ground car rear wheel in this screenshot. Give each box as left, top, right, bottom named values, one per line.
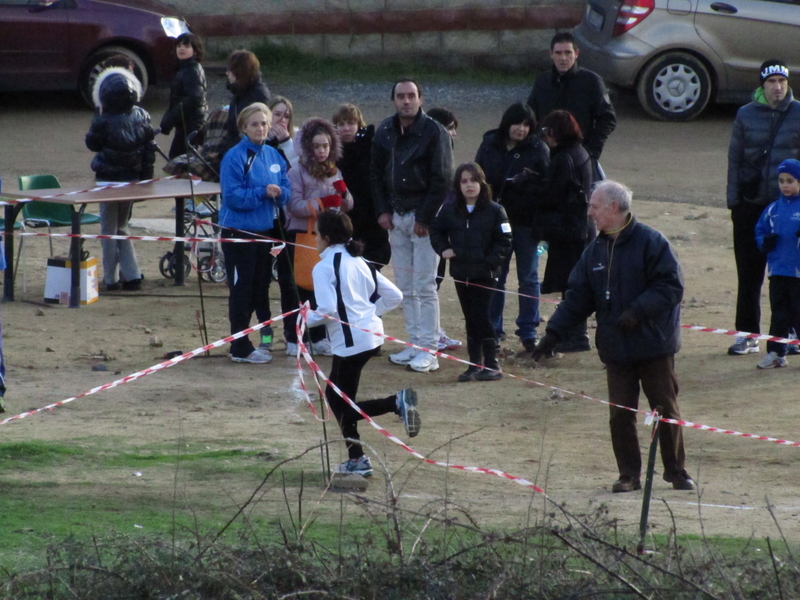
left=636, top=52, right=711, bottom=121
left=79, top=46, right=148, bottom=107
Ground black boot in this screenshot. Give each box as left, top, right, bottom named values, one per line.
left=458, top=337, right=482, bottom=382
left=476, top=338, right=503, bottom=381
left=553, top=320, right=592, bottom=353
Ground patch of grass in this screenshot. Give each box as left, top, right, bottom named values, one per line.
left=248, top=40, right=532, bottom=86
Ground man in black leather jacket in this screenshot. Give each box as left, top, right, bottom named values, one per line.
left=533, top=181, right=695, bottom=494
left=369, top=79, right=453, bottom=373
left=527, top=32, right=616, bottom=175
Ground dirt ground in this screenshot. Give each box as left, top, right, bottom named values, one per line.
left=1, top=78, right=798, bottom=544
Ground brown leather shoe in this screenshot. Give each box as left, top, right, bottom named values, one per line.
left=612, top=476, right=642, bottom=493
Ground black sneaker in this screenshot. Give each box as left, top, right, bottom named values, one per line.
left=522, top=338, right=538, bottom=353
left=122, top=278, right=143, bottom=291
left=665, top=470, right=696, bottom=491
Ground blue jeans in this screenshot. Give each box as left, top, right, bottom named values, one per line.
left=489, top=224, right=540, bottom=342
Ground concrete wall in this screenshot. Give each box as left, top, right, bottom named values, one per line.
left=164, top=0, right=584, bottom=70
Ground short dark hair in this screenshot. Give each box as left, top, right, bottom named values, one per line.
left=391, top=78, right=422, bottom=100
left=427, top=107, right=458, bottom=130
left=176, top=33, right=204, bottom=62
left=550, top=32, right=577, bottom=51
left=497, top=102, right=535, bottom=147
left=227, top=50, right=260, bottom=89
left=316, top=210, right=363, bottom=257
left=541, top=110, right=583, bottom=145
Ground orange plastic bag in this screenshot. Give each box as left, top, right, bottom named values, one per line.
left=293, top=201, right=320, bottom=291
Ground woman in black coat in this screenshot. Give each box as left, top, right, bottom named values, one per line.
left=524, top=109, right=594, bottom=352
left=475, top=102, right=549, bottom=351
left=222, top=50, right=271, bottom=156
left=160, top=33, right=208, bottom=159
left=332, top=103, right=391, bottom=268
left=431, top=163, right=512, bottom=382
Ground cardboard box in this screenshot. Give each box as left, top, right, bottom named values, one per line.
left=44, top=256, right=99, bottom=305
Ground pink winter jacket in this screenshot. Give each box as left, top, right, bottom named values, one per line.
left=285, top=166, right=354, bottom=232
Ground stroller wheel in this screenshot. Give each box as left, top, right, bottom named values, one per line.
left=198, top=255, right=226, bottom=283
left=159, top=252, right=174, bottom=278
left=171, top=253, right=192, bottom=279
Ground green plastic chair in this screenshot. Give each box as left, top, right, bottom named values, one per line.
left=18, top=174, right=101, bottom=256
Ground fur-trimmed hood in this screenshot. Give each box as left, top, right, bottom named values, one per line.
left=92, top=67, right=142, bottom=113
left=293, top=117, right=342, bottom=171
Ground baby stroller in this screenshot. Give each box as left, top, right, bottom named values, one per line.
left=161, top=107, right=230, bottom=283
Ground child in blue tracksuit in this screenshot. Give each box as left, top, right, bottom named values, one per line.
left=754, top=158, right=800, bottom=369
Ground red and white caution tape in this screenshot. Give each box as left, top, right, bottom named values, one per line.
left=0, top=310, right=298, bottom=427
left=681, top=324, right=800, bottom=347
left=308, top=310, right=800, bottom=450
left=294, top=310, right=546, bottom=495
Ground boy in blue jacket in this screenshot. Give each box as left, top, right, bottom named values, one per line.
left=755, top=159, right=800, bottom=368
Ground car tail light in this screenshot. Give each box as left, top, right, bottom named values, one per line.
left=612, top=0, right=655, bottom=36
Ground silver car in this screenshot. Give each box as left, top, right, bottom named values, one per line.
left=574, top=0, right=800, bottom=121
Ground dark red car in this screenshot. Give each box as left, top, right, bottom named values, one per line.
left=0, top=0, right=189, bottom=104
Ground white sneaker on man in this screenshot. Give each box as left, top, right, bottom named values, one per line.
left=285, top=342, right=299, bottom=356
left=408, top=351, right=439, bottom=373
left=389, top=346, right=419, bottom=365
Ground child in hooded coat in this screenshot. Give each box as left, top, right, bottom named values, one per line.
left=85, top=57, right=154, bottom=291
left=279, top=118, right=353, bottom=356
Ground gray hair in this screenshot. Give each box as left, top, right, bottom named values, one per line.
left=593, top=180, right=632, bottom=213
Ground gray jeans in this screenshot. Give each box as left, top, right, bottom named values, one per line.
left=100, top=200, right=141, bottom=284
left=389, top=212, right=440, bottom=350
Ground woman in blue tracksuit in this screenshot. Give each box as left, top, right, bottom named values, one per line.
left=220, top=102, right=290, bottom=364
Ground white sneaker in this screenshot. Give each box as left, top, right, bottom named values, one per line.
left=231, top=349, right=272, bottom=364
left=756, top=351, right=787, bottom=369
left=389, top=346, right=419, bottom=365
left=285, top=342, right=299, bottom=356
left=311, top=339, right=333, bottom=356
left=408, top=351, right=439, bottom=373
left=437, top=330, right=462, bottom=351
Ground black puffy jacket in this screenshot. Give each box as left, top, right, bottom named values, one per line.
left=337, top=125, right=391, bottom=264
left=547, top=216, right=683, bottom=365
left=527, top=64, right=616, bottom=160
left=520, top=142, right=592, bottom=243
left=430, top=196, right=512, bottom=280
left=160, top=58, right=207, bottom=156
left=85, top=68, right=155, bottom=182
left=474, top=129, right=549, bottom=227
left=222, top=76, right=271, bottom=155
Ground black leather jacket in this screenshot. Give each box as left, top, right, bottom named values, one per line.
left=85, top=71, right=155, bottom=181
left=527, top=64, right=616, bottom=160
left=430, top=196, right=512, bottom=280
left=370, top=109, right=453, bottom=226
left=160, top=58, right=207, bottom=138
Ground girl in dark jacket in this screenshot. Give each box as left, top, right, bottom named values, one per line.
left=475, top=103, right=549, bottom=351
left=524, top=110, right=594, bottom=352
left=160, top=33, right=208, bottom=159
left=222, top=50, right=271, bottom=156
left=85, top=58, right=154, bottom=291
left=430, top=163, right=512, bottom=382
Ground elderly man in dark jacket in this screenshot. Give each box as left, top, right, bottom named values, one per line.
left=527, top=32, right=616, bottom=175
left=533, top=181, right=695, bottom=494
left=370, top=79, right=454, bottom=373
left=726, top=59, right=800, bottom=356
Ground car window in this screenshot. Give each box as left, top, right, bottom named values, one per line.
left=695, top=0, right=800, bottom=101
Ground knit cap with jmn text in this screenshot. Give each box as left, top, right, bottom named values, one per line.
left=760, top=59, right=790, bottom=84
